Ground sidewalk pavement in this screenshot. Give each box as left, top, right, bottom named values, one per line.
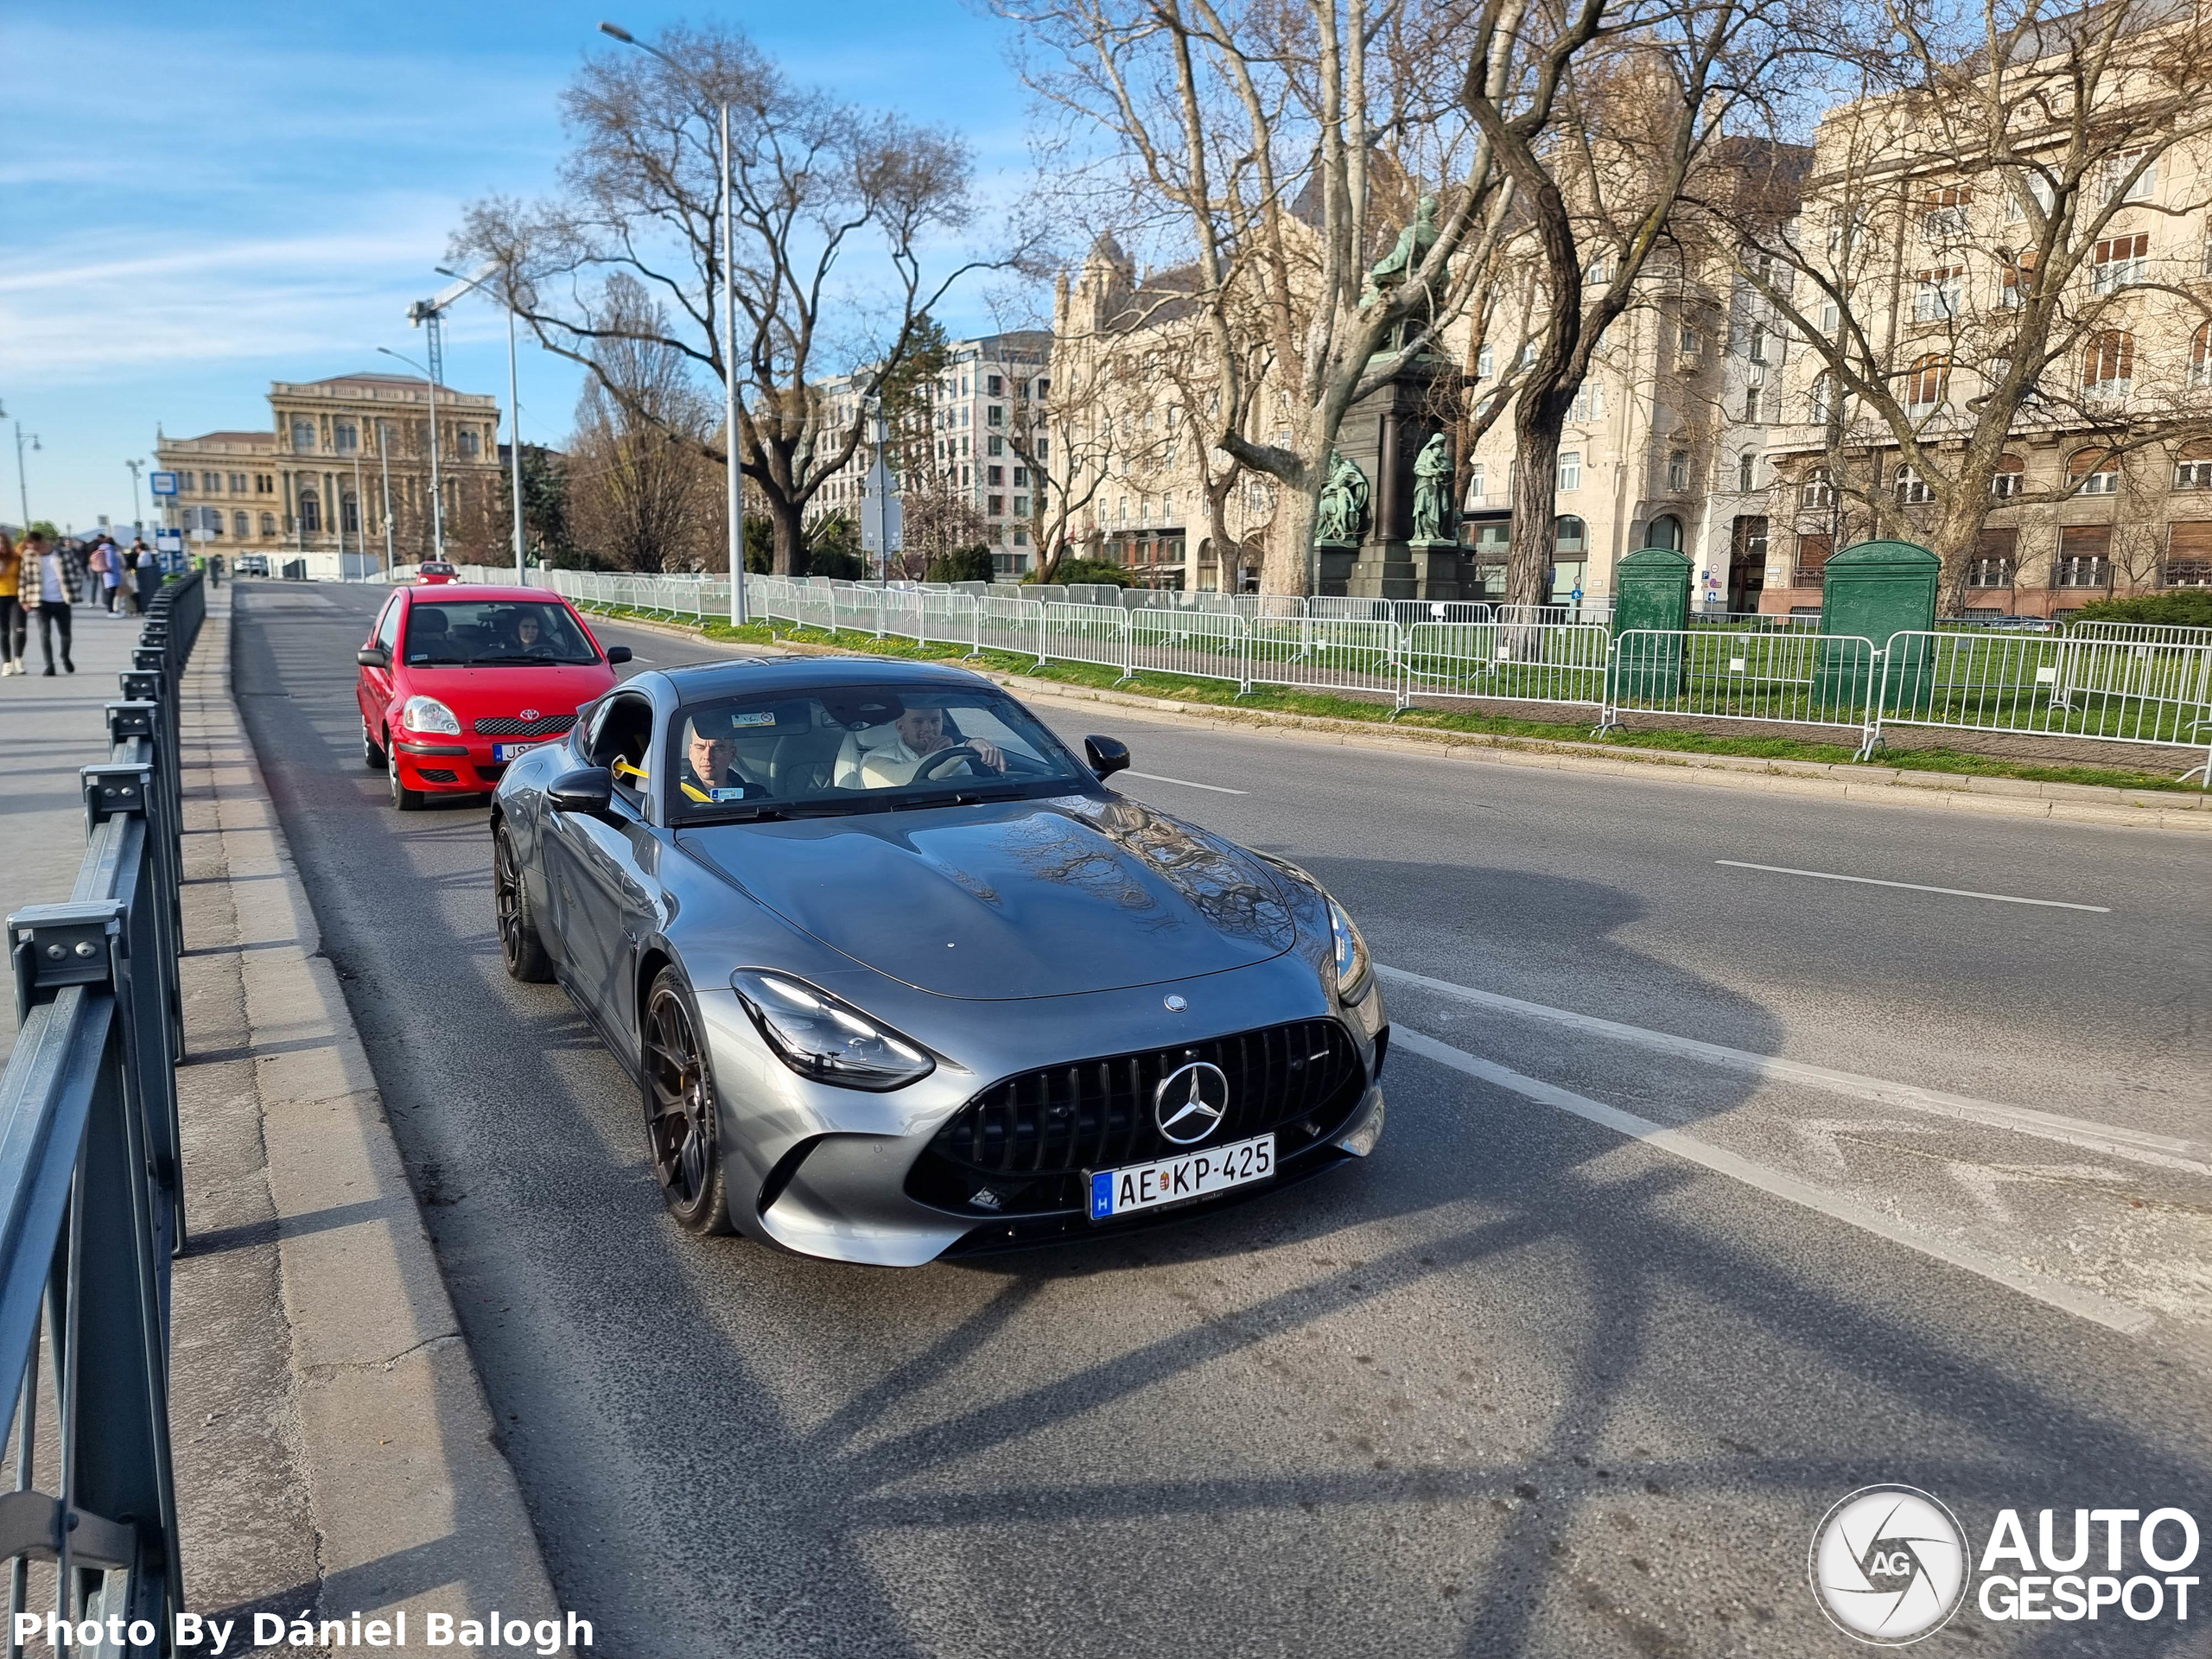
left=0, top=594, right=157, bottom=1065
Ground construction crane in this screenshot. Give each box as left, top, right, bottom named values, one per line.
left=404, top=261, right=495, bottom=388
left=408, top=260, right=529, bottom=575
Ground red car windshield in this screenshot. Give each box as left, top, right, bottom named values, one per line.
left=404, top=601, right=600, bottom=667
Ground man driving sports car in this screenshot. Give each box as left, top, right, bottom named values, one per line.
left=679, top=714, right=765, bottom=804
left=842, top=702, right=1007, bottom=790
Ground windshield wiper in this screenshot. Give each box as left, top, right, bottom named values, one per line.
left=891, top=781, right=1034, bottom=811
left=466, top=653, right=587, bottom=666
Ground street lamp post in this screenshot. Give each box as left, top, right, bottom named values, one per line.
left=598, top=21, right=748, bottom=626
left=377, top=346, right=444, bottom=560
left=125, top=458, right=146, bottom=537
left=12, top=423, right=39, bottom=530
left=376, top=421, right=397, bottom=571
left=436, top=264, right=530, bottom=582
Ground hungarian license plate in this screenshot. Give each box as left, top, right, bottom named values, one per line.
left=493, top=741, right=545, bottom=762
left=1088, top=1133, right=1274, bottom=1222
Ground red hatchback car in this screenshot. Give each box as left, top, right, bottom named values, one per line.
left=356, top=586, right=631, bottom=810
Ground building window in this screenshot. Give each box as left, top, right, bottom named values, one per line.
left=201, top=471, right=220, bottom=492
left=1012, top=467, right=1027, bottom=487
left=2090, top=233, right=2150, bottom=295
left=232, top=511, right=249, bottom=537
left=341, top=495, right=360, bottom=535
left=1034, top=437, right=1049, bottom=462
left=1912, top=266, right=1963, bottom=321
left=1013, top=496, right=1028, bottom=517
left=1735, top=451, right=1758, bottom=492
left=300, top=492, right=322, bottom=532
left=290, top=419, right=315, bottom=453
left=1568, top=381, right=1603, bottom=423
left=1794, top=532, right=1834, bottom=587
left=2068, top=448, right=2120, bottom=496
left=1647, top=513, right=1683, bottom=550
left=2056, top=524, right=2112, bottom=587
left=2005, top=174, right=2054, bottom=222
left=334, top=421, right=359, bottom=453
left=987, top=465, right=1003, bottom=486
left=1922, top=184, right=1971, bottom=239
left=2168, top=520, right=2212, bottom=586
left=1905, top=353, right=1951, bottom=412
left=1742, top=385, right=1764, bottom=423
left=1678, top=323, right=1698, bottom=353
left=987, top=435, right=1003, bottom=457
left=1554, top=515, right=1586, bottom=553
left=2101, top=149, right=2156, bottom=203
left=1992, top=454, right=2025, bottom=498
left=2177, top=442, right=2212, bottom=490
left=228, top=472, right=247, bottom=493
left=259, top=512, right=276, bottom=537
left=1013, top=529, right=1029, bottom=546
left=986, top=405, right=1003, bottom=427
left=1810, top=372, right=1838, bottom=423
left=2082, top=330, right=2134, bottom=401
left=1476, top=344, right=1495, bottom=378
left=2190, top=322, right=2212, bottom=390
left=1802, top=467, right=1834, bottom=507
left=457, top=429, right=480, bottom=458
left=1747, top=323, right=1768, bottom=364
left=1667, top=451, right=1689, bottom=492
left=1895, top=466, right=1932, bottom=505
left=1818, top=295, right=1840, bottom=334
left=1556, top=451, right=1581, bottom=491
left=1967, top=527, right=2017, bottom=588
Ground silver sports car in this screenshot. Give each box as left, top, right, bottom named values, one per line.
left=489, top=656, right=1387, bottom=1265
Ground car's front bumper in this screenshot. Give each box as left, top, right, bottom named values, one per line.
left=695, top=955, right=1388, bottom=1266
left=395, top=735, right=563, bottom=793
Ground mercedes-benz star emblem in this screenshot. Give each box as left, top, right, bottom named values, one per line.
left=1154, top=1061, right=1230, bottom=1146
left=519, top=708, right=541, bottom=721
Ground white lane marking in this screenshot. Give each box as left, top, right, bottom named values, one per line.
left=1394, top=1027, right=2155, bottom=1337
left=1714, top=860, right=2109, bottom=912
left=1124, top=771, right=1249, bottom=795
left=1376, top=963, right=2212, bottom=1178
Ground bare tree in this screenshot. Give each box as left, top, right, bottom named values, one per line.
left=1001, top=0, right=1534, bottom=593
left=1722, top=0, right=2212, bottom=596
left=453, top=22, right=1012, bottom=575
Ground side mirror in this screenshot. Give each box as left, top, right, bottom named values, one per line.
left=1084, top=734, right=1130, bottom=779
left=605, top=645, right=633, bottom=665
left=356, top=646, right=390, bottom=669
left=547, top=766, right=615, bottom=816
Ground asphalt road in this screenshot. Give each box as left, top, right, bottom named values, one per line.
left=232, top=580, right=2211, bottom=1658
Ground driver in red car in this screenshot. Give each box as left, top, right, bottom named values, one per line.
left=849, top=702, right=1007, bottom=789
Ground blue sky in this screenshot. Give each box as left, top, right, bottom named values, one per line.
left=0, top=1, right=1040, bottom=533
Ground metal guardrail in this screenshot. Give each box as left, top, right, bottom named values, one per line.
left=1, top=572, right=202, bottom=1659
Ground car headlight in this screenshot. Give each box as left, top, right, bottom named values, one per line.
left=730, top=969, right=935, bottom=1091
left=1328, top=899, right=1372, bottom=1001
left=401, top=696, right=461, bottom=735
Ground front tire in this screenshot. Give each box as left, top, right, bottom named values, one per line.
left=641, top=967, right=734, bottom=1235
left=389, top=752, right=423, bottom=811
left=493, top=824, right=555, bottom=982
left=364, top=719, right=387, bottom=771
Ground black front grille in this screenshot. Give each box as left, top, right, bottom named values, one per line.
left=416, top=767, right=460, bottom=784
left=474, top=713, right=576, bottom=737
left=906, top=1018, right=1366, bottom=1218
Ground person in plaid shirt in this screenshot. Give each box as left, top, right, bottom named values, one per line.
left=20, top=531, right=91, bottom=676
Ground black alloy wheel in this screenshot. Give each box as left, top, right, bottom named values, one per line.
left=364, top=718, right=388, bottom=771
left=642, top=968, right=734, bottom=1235
left=493, top=825, right=554, bottom=982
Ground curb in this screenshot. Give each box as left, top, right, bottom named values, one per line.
left=185, top=588, right=570, bottom=1645
left=592, top=608, right=2211, bottom=835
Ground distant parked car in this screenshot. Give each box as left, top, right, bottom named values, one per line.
left=356, top=585, right=631, bottom=810
left=235, top=554, right=270, bottom=578
left=416, top=561, right=461, bottom=584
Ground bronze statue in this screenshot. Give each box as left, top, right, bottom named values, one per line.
left=1315, top=450, right=1369, bottom=545
left=1411, top=431, right=1452, bottom=543
left=1363, top=194, right=1440, bottom=308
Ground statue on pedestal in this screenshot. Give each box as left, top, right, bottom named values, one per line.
left=1314, top=450, right=1369, bottom=546
left=1411, top=431, right=1453, bottom=543
left=1361, top=194, right=1440, bottom=310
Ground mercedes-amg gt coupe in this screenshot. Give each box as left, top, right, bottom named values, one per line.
left=490, top=655, right=1387, bottom=1264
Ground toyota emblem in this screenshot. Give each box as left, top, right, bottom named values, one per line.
left=1154, top=1061, right=1230, bottom=1146
left=519, top=708, right=541, bottom=721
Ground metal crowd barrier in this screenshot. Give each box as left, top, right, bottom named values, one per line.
left=1, top=571, right=203, bottom=1659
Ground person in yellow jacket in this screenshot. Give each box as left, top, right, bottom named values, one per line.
left=0, top=531, right=23, bottom=676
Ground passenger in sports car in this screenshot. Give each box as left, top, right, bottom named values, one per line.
left=679, top=714, right=766, bottom=804
left=847, top=702, right=1007, bottom=789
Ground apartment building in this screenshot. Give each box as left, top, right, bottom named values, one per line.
left=156, top=372, right=505, bottom=571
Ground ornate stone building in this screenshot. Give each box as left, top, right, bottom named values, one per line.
left=156, top=372, right=504, bottom=575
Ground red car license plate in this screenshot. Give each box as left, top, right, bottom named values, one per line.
left=493, top=741, right=545, bottom=762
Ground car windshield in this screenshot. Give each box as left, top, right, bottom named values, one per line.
left=667, top=683, right=1093, bottom=820
left=404, top=601, right=599, bottom=666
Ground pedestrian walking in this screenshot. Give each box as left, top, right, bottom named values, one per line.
left=89, top=537, right=122, bottom=614
left=20, top=530, right=87, bottom=676
left=0, top=530, right=24, bottom=676
left=131, top=542, right=158, bottom=614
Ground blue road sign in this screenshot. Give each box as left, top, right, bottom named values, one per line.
left=155, top=528, right=184, bottom=555
left=149, top=471, right=179, bottom=496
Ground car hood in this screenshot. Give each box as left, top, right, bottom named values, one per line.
left=677, top=792, right=1297, bottom=999
left=396, top=663, right=614, bottom=714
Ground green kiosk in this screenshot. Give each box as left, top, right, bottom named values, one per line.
left=1815, top=538, right=1940, bottom=709
left=1609, top=545, right=1694, bottom=698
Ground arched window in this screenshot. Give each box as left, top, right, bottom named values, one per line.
left=259, top=512, right=276, bottom=537
left=2067, top=448, right=2120, bottom=496
left=1647, top=513, right=1683, bottom=550
left=1905, top=354, right=1950, bottom=412
left=1895, top=465, right=1932, bottom=505
left=300, top=491, right=321, bottom=532
left=289, top=419, right=316, bottom=453
left=232, top=511, right=249, bottom=537
left=1802, top=467, right=1834, bottom=508
left=1667, top=450, right=1689, bottom=492
left=1554, top=515, right=1587, bottom=553
left=1991, top=454, right=2025, bottom=499
left=2081, top=331, right=2134, bottom=400
left=2190, top=322, right=2211, bottom=390
left=1737, top=451, right=1760, bottom=492
left=2177, top=441, right=2212, bottom=491
left=1809, top=372, right=1838, bottom=423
